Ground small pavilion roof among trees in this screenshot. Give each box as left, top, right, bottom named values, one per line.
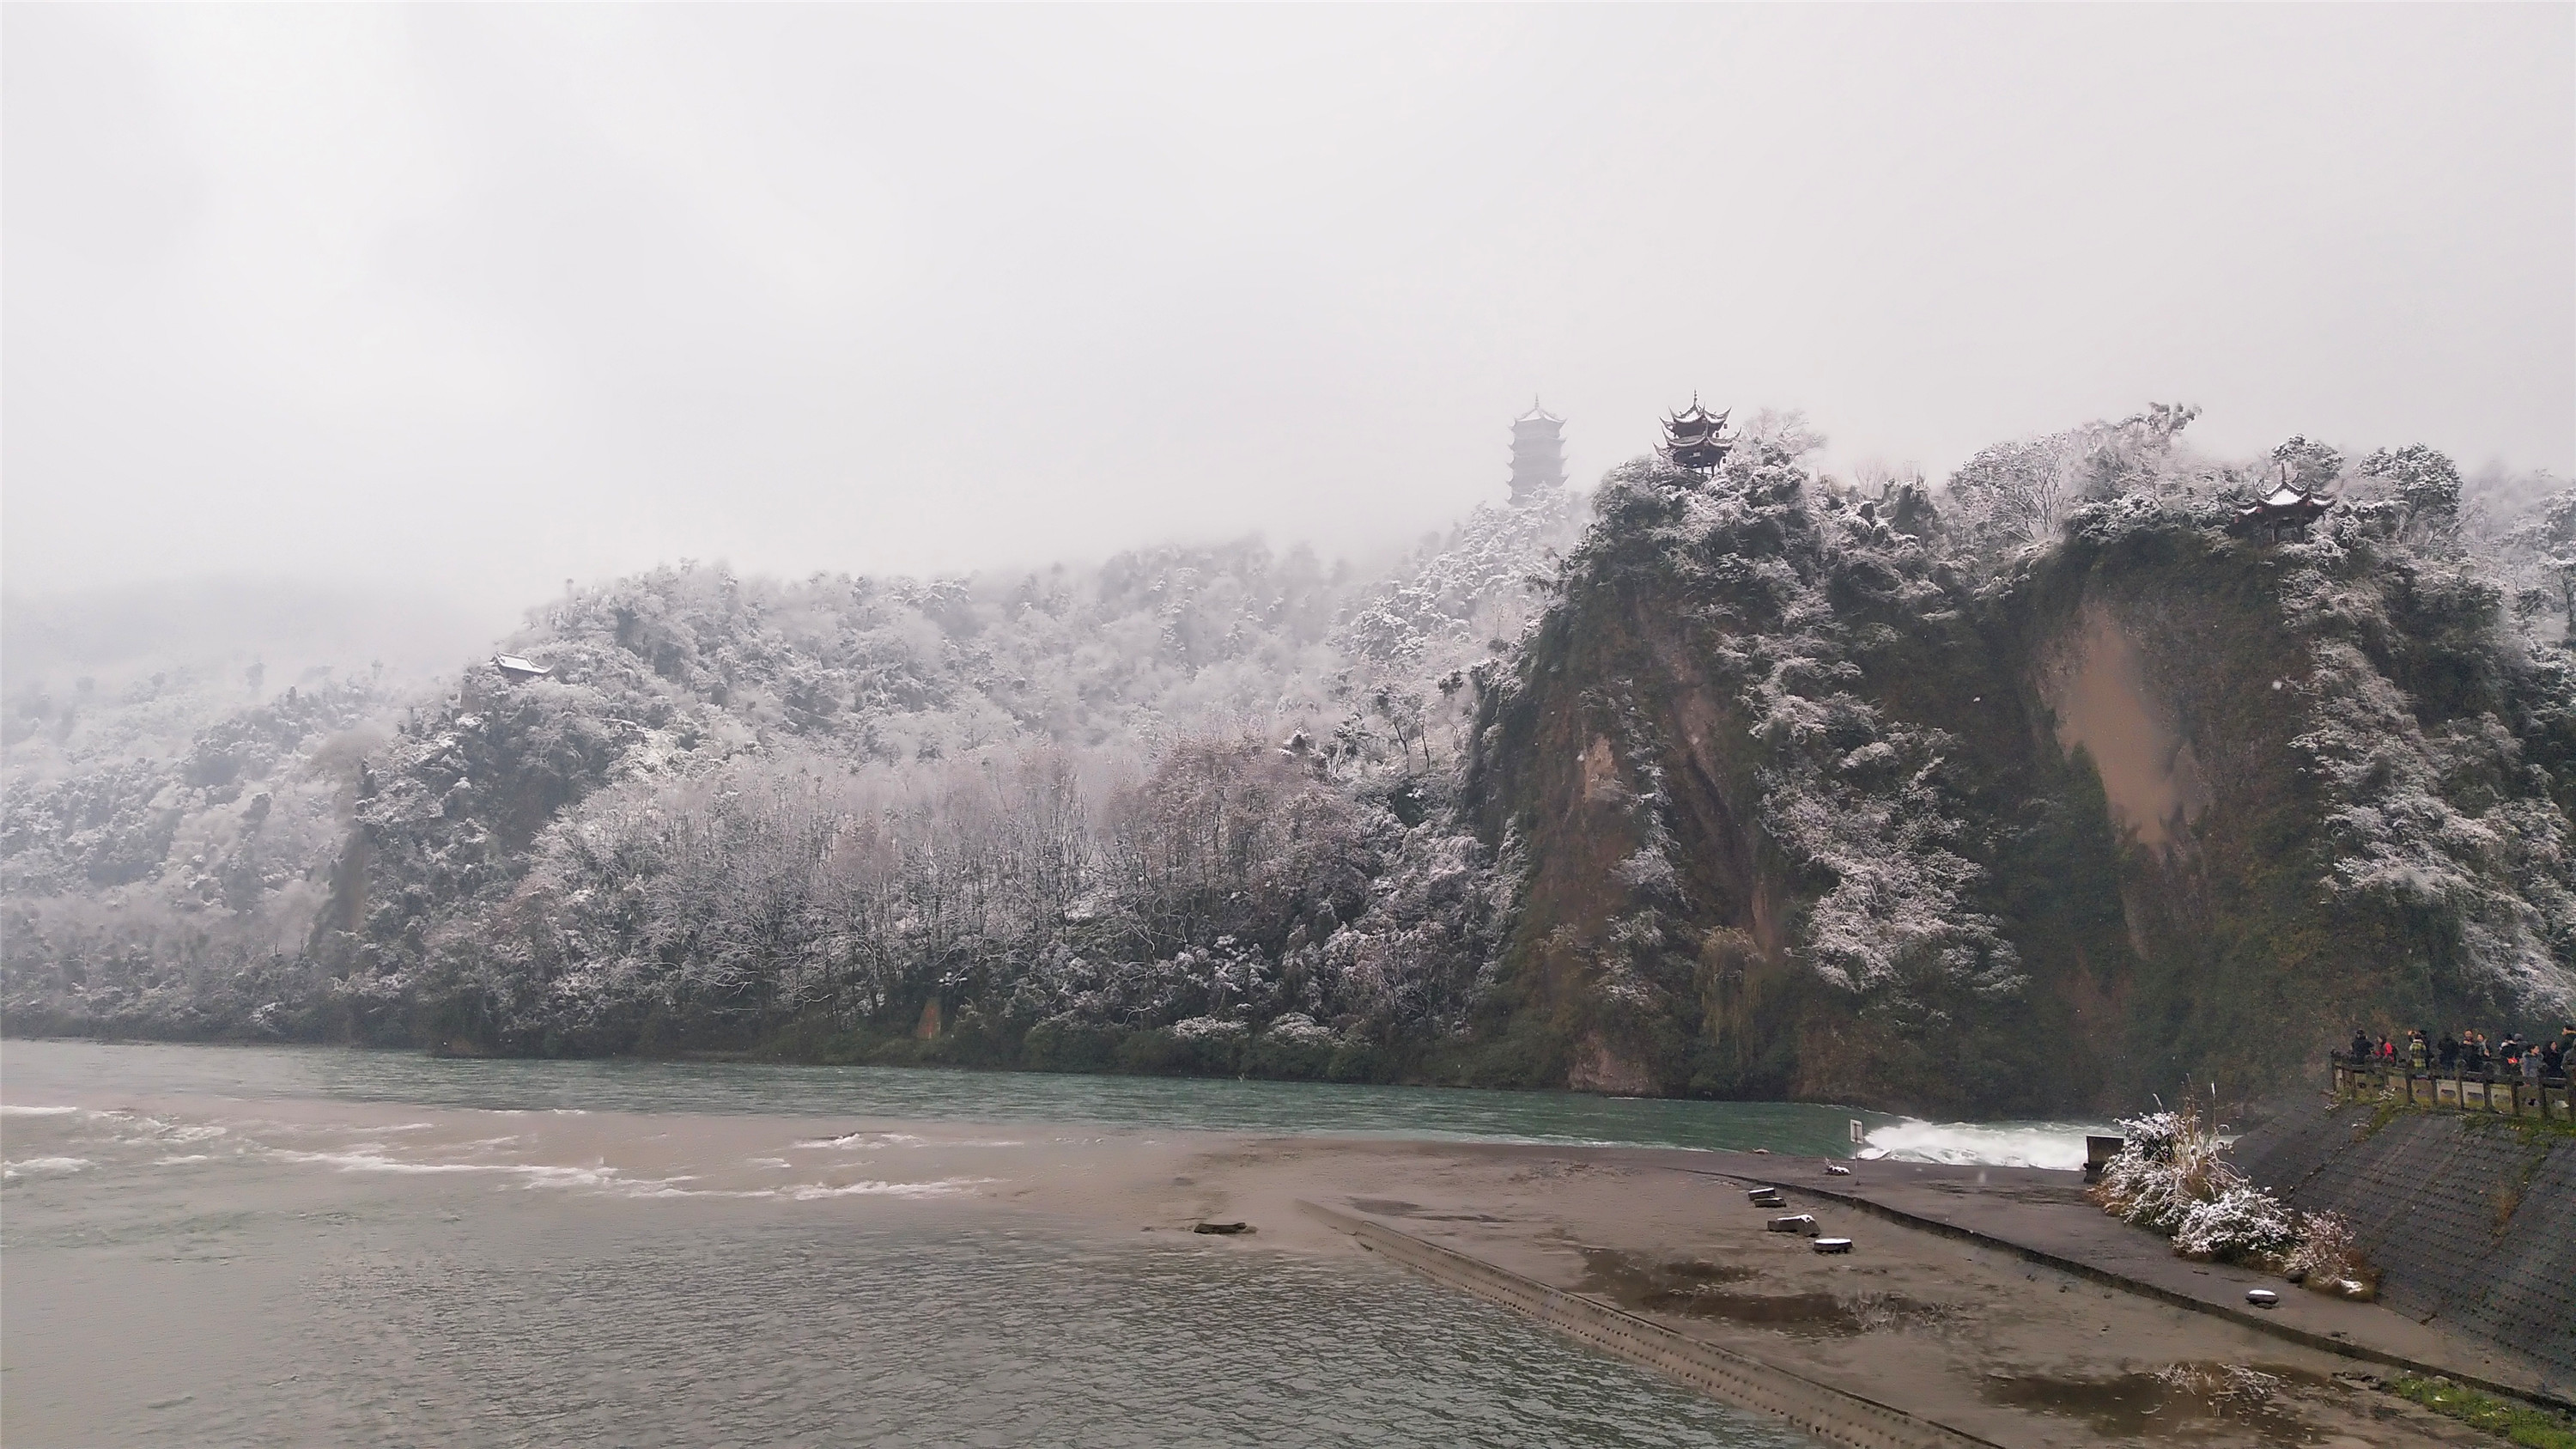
left=2235, top=476, right=2334, bottom=539
left=492, top=654, right=553, bottom=683
left=1508, top=399, right=1567, bottom=503
left=1658, top=396, right=1733, bottom=475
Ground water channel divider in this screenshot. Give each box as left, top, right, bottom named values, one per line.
left=1294, top=1200, right=2002, bottom=1449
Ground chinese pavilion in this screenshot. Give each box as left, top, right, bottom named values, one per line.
left=1659, top=396, right=1732, bottom=475
left=2233, top=473, right=2333, bottom=541
left=1509, top=400, right=1567, bottom=503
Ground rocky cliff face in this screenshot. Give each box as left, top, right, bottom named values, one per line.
left=1464, top=454, right=2575, bottom=1115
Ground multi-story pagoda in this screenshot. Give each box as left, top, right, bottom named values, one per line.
left=1659, top=396, right=1732, bottom=475
left=1508, top=400, right=1567, bottom=503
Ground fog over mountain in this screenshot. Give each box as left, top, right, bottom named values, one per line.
left=1, top=581, right=503, bottom=696
left=5, top=5, right=2568, bottom=612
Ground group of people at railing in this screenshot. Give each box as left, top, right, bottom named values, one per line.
left=2340, top=1024, right=2575, bottom=1086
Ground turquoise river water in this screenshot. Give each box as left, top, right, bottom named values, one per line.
left=0, top=1040, right=2094, bottom=1446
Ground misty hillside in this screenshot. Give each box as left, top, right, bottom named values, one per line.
left=5, top=421, right=2572, bottom=1115
left=1, top=580, right=498, bottom=737
left=3, top=496, right=1579, bottom=1058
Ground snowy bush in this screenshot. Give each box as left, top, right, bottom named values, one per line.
left=2173, top=1186, right=2300, bottom=1264
left=2117, top=1110, right=2186, bottom=1162
left=2093, top=1102, right=2242, bottom=1234
left=2097, top=1103, right=2374, bottom=1287
left=1260, top=1012, right=1337, bottom=1046
left=2283, top=1211, right=2377, bottom=1299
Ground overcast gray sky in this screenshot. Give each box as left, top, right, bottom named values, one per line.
left=6, top=4, right=2570, bottom=612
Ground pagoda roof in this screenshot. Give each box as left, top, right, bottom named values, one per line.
left=1515, top=399, right=1562, bottom=424
left=2234, top=483, right=2334, bottom=528
left=1654, top=393, right=1734, bottom=472
left=1662, top=396, right=1729, bottom=434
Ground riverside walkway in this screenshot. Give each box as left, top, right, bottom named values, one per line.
left=2331, top=1058, right=2575, bottom=1120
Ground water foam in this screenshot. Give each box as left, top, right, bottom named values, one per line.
left=253, top=1142, right=989, bottom=1202
left=786, top=1177, right=995, bottom=1201
left=1859, top=1120, right=2106, bottom=1171
left=794, top=1130, right=929, bottom=1149
left=3, top=1156, right=94, bottom=1178
left=0, top=1104, right=81, bottom=1117
left=264, top=1147, right=519, bottom=1175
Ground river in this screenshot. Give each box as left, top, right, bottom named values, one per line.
left=0, top=1040, right=2096, bottom=1446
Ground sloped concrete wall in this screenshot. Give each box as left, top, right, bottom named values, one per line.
left=2232, top=1098, right=2576, bottom=1380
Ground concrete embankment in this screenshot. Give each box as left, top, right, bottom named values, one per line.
left=1692, top=1152, right=2573, bottom=1408
left=2231, top=1095, right=2576, bottom=1384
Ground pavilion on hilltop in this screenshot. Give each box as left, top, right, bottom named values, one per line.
left=1659, top=396, right=1733, bottom=475
left=2234, top=474, right=2334, bottom=541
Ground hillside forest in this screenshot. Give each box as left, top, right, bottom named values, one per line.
left=6, top=410, right=2571, bottom=1115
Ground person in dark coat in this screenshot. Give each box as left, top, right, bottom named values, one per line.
left=2350, top=1030, right=2372, bottom=1063
left=2438, top=1032, right=2460, bottom=1070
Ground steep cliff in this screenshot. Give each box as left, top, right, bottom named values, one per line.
left=1463, top=454, right=2575, bottom=1114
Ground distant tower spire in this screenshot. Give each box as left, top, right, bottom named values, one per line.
left=1508, top=399, right=1566, bottom=503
